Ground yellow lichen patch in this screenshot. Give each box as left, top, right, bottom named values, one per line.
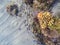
left=43, top=12, right=51, bottom=18
left=49, top=17, right=60, bottom=32
left=40, top=21, right=47, bottom=29
left=37, top=11, right=53, bottom=29
left=48, top=19, right=54, bottom=26
left=36, top=11, right=60, bottom=33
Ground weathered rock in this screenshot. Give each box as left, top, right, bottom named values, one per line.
left=33, top=0, right=54, bottom=11
left=6, top=3, right=19, bottom=16
left=24, top=0, right=33, bottom=7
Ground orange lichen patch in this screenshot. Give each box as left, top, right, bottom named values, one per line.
left=37, top=11, right=43, bottom=20
left=37, top=11, right=52, bottom=20
left=37, top=11, right=53, bottom=29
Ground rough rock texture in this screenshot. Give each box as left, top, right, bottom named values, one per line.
left=33, top=0, right=54, bottom=11
left=6, top=0, right=60, bottom=45
left=0, top=0, right=39, bottom=45
left=32, top=11, right=60, bottom=45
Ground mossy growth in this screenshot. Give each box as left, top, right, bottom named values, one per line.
left=48, top=16, right=60, bottom=33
